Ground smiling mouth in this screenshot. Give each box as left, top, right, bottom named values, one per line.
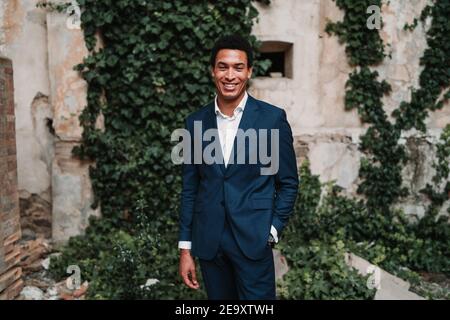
left=222, top=83, right=238, bottom=90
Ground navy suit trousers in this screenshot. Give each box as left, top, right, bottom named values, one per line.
left=198, top=216, right=276, bottom=300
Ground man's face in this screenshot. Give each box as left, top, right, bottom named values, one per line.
left=211, top=49, right=253, bottom=101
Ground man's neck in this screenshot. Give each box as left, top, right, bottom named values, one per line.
left=217, top=91, right=246, bottom=117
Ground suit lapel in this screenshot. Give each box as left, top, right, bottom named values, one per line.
left=203, top=102, right=226, bottom=175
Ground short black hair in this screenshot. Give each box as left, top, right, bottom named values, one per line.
left=210, top=34, right=253, bottom=68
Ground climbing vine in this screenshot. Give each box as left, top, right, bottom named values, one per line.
left=326, top=0, right=408, bottom=212
left=395, top=0, right=450, bottom=132
left=325, top=0, right=387, bottom=66
left=321, top=0, right=450, bottom=293
left=326, top=0, right=450, bottom=222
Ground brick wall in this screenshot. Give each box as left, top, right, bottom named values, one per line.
left=0, top=57, right=23, bottom=300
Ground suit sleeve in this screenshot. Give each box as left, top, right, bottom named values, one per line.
left=178, top=117, right=200, bottom=242
left=272, top=109, right=299, bottom=236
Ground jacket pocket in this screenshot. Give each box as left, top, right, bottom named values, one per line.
left=251, top=198, right=273, bottom=209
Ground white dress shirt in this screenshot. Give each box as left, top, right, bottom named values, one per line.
left=215, top=91, right=248, bottom=167
left=178, top=92, right=278, bottom=250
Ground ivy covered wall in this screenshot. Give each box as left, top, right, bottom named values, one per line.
left=1, top=0, right=448, bottom=299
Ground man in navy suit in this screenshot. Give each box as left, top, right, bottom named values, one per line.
left=178, top=35, right=299, bottom=300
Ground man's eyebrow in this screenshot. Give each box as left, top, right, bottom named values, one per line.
left=217, top=61, right=229, bottom=66
left=216, top=62, right=246, bottom=67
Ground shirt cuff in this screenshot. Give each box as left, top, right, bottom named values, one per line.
left=181, top=229, right=277, bottom=248
left=270, top=225, right=279, bottom=243
left=178, top=241, right=192, bottom=249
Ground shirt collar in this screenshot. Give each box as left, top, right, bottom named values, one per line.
left=214, top=91, right=248, bottom=119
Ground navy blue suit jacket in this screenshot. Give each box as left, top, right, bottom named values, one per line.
left=178, top=94, right=299, bottom=260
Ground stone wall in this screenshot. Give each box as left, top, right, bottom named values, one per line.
left=0, top=0, right=448, bottom=245
left=251, top=0, right=449, bottom=216
left=0, top=0, right=53, bottom=241
left=0, top=0, right=99, bottom=244
left=0, top=57, right=23, bottom=300
left=47, top=8, right=100, bottom=244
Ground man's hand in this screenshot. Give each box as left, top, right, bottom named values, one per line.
left=179, top=249, right=200, bottom=290
left=268, top=234, right=275, bottom=248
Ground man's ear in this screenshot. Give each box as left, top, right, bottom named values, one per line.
left=210, top=67, right=215, bottom=79
left=247, top=66, right=253, bottom=79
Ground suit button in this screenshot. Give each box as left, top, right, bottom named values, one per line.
left=220, top=201, right=225, bottom=206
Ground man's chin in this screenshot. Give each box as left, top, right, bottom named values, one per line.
left=221, top=93, right=238, bottom=100
left=219, top=89, right=244, bottom=101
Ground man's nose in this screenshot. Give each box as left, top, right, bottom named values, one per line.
left=225, top=68, right=235, bottom=80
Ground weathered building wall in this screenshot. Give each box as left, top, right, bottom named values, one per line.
left=0, top=57, right=23, bottom=300
left=47, top=9, right=100, bottom=244
left=251, top=0, right=449, bottom=217
left=0, top=0, right=53, bottom=240
left=0, top=0, right=98, bottom=244
left=0, top=0, right=448, bottom=245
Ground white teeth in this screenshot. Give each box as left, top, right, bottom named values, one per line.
left=224, top=84, right=236, bottom=89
